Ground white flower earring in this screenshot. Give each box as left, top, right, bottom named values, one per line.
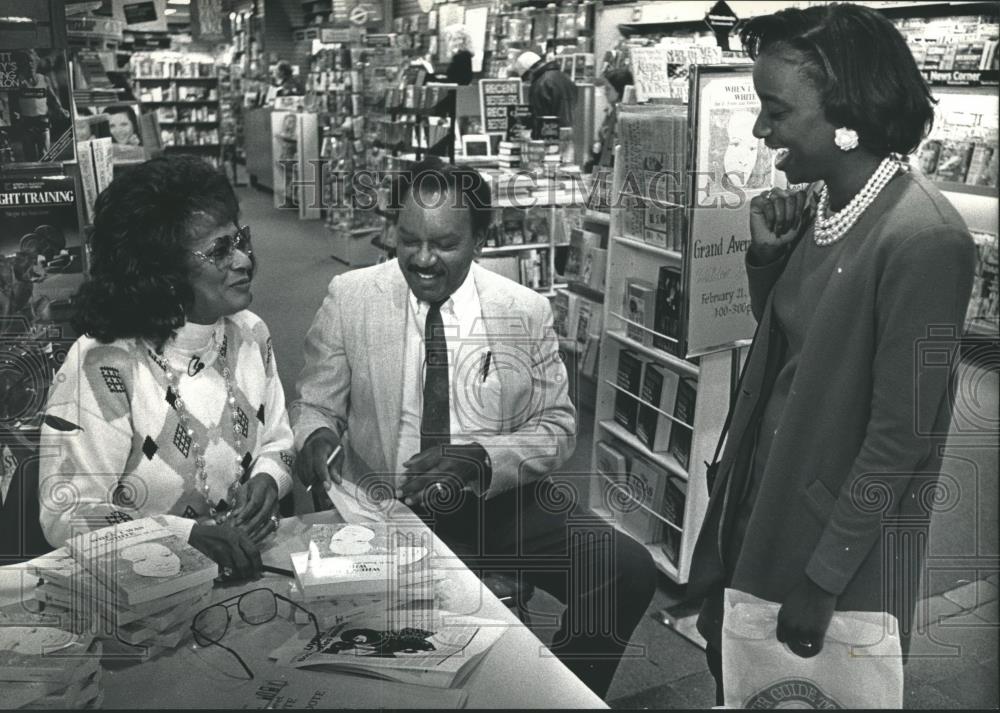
left=834, top=127, right=859, bottom=151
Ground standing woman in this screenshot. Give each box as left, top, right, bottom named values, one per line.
left=39, top=156, right=295, bottom=581
left=687, top=3, right=977, bottom=702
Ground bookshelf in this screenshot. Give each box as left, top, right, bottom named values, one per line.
left=132, top=56, right=223, bottom=169
left=588, top=88, right=755, bottom=584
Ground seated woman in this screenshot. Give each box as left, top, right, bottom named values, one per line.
left=39, top=155, right=294, bottom=581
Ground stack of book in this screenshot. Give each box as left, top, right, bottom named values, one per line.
left=0, top=614, right=104, bottom=709
left=497, top=141, right=521, bottom=170
left=31, top=516, right=217, bottom=656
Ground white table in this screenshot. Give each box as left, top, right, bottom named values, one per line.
left=0, top=511, right=607, bottom=710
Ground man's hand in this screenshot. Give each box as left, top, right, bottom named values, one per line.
left=296, top=427, right=342, bottom=490
left=189, top=523, right=262, bottom=582
left=748, top=187, right=813, bottom=264
left=228, top=473, right=279, bottom=544
left=397, top=443, right=490, bottom=510
left=776, top=575, right=837, bottom=658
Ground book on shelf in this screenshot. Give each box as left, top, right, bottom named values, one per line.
left=563, top=227, right=603, bottom=283
left=666, top=378, right=697, bottom=470
left=595, top=441, right=627, bottom=481
left=653, top=265, right=684, bottom=355
left=67, top=515, right=218, bottom=607
left=269, top=608, right=508, bottom=689
left=622, top=457, right=667, bottom=543
left=580, top=330, right=601, bottom=379
left=660, top=474, right=687, bottom=530
left=933, top=140, right=975, bottom=183
left=523, top=204, right=551, bottom=243
left=635, top=363, right=681, bottom=454
left=500, top=206, right=525, bottom=246
left=580, top=246, right=608, bottom=293
left=624, top=278, right=656, bottom=346
left=552, top=290, right=577, bottom=340
left=0, top=49, right=75, bottom=167
left=966, top=144, right=997, bottom=186
left=613, top=350, right=644, bottom=433
left=660, top=519, right=682, bottom=569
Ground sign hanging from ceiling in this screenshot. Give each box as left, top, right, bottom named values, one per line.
left=704, top=0, right=739, bottom=51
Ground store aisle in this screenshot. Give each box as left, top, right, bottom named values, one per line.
left=236, top=185, right=997, bottom=709
left=236, top=186, right=351, bottom=403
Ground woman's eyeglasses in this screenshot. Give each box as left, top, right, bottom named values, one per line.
left=190, top=225, right=253, bottom=269
left=190, top=587, right=320, bottom=679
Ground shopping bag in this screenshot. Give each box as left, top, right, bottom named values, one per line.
left=721, top=588, right=903, bottom=709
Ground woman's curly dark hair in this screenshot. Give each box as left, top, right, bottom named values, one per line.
left=72, top=155, right=239, bottom=348
left=740, top=2, right=936, bottom=157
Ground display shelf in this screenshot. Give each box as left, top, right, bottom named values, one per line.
left=607, top=330, right=699, bottom=379
left=598, top=420, right=688, bottom=480
left=139, top=100, right=219, bottom=105
left=567, top=281, right=605, bottom=304
left=133, top=76, right=220, bottom=82
left=590, top=504, right=680, bottom=580
left=599, top=473, right=684, bottom=532
left=612, top=234, right=684, bottom=261
left=482, top=242, right=556, bottom=255
left=602, top=379, right=695, bottom=429
left=162, top=144, right=222, bottom=149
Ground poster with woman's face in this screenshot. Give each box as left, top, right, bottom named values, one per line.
left=104, top=104, right=142, bottom=146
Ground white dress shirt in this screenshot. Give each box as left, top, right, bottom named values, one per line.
left=394, top=264, right=502, bottom=481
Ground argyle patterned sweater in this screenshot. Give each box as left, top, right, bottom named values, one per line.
left=39, top=311, right=294, bottom=547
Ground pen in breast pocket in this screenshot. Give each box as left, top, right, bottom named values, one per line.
left=482, top=351, right=492, bottom=381
left=307, top=444, right=342, bottom=492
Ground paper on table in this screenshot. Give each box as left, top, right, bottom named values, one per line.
left=324, top=479, right=387, bottom=524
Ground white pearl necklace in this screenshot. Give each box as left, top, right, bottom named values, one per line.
left=814, top=157, right=900, bottom=246
left=146, top=331, right=245, bottom=520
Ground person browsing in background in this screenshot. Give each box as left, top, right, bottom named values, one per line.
left=511, top=50, right=577, bottom=139
left=586, top=67, right=633, bottom=172
left=39, top=156, right=295, bottom=582
left=686, top=4, right=977, bottom=704
left=274, top=61, right=304, bottom=97
left=291, top=157, right=656, bottom=698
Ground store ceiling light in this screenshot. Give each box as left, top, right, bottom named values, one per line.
left=164, top=7, right=177, bottom=14
left=167, top=0, right=190, bottom=5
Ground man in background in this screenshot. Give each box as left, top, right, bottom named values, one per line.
left=512, top=50, right=577, bottom=139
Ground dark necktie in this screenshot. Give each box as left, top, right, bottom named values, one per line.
left=421, top=300, right=450, bottom=452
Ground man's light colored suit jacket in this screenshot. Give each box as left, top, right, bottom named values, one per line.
left=290, top=260, right=577, bottom=498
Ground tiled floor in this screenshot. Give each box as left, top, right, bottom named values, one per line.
left=243, top=185, right=999, bottom=709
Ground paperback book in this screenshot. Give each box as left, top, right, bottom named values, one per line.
left=270, top=608, right=507, bottom=689
left=67, top=515, right=218, bottom=606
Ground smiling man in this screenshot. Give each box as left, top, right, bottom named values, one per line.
left=291, top=158, right=655, bottom=698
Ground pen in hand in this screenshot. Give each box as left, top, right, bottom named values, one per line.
left=307, top=444, right=343, bottom=492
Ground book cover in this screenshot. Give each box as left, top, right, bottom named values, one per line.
left=551, top=290, right=571, bottom=338
left=90, top=137, right=115, bottom=194
left=0, top=627, right=100, bottom=683
left=575, top=298, right=593, bottom=346
left=580, top=331, right=600, bottom=378
left=595, top=441, right=627, bottom=481
left=613, top=350, right=644, bottom=433
left=624, top=278, right=656, bottom=346
left=621, top=457, right=666, bottom=543
left=636, top=363, right=681, bottom=453
left=660, top=521, right=682, bottom=568
left=75, top=141, right=98, bottom=224
left=0, top=49, right=75, bottom=167
left=667, top=378, right=697, bottom=470
left=291, top=523, right=432, bottom=599
left=581, top=246, right=607, bottom=292
left=653, top=265, right=683, bottom=355
left=68, top=515, right=218, bottom=606
left=500, top=206, right=525, bottom=246
left=270, top=608, right=507, bottom=689
left=660, top=474, right=687, bottom=529
left=934, top=140, right=975, bottom=183
left=965, top=144, right=996, bottom=186
left=523, top=205, right=550, bottom=244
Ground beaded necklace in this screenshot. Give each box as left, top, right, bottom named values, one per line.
left=814, top=157, right=900, bottom=247
left=145, top=327, right=244, bottom=519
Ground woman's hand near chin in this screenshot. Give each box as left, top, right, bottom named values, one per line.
left=748, top=187, right=813, bottom=264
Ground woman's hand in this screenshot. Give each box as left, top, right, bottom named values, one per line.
left=189, top=523, right=262, bottom=581
left=749, top=187, right=813, bottom=263
left=228, top=473, right=280, bottom=544
left=776, top=576, right=837, bottom=657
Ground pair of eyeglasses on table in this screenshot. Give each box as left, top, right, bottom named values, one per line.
left=190, top=587, right=322, bottom=679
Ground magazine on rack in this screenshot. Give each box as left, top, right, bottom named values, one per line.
left=269, top=608, right=508, bottom=689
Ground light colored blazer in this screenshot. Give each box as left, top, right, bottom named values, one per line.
left=289, top=261, right=577, bottom=498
